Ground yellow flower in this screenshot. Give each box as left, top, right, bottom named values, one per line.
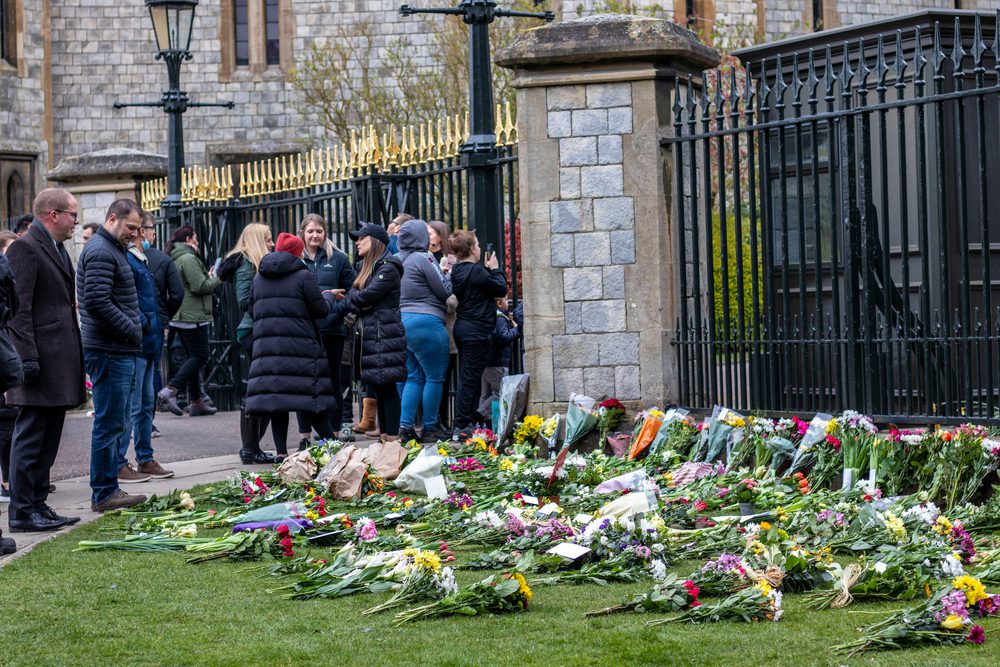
left=514, top=572, right=533, bottom=602
left=825, top=418, right=838, bottom=434
left=940, top=614, right=964, bottom=631
left=305, top=510, right=319, bottom=521
left=775, top=506, right=788, bottom=523
left=933, top=516, right=953, bottom=535
left=403, top=499, right=413, bottom=508
left=760, top=521, right=772, bottom=531
left=953, top=576, right=989, bottom=606
left=754, top=579, right=773, bottom=596
left=179, top=492, right=195, bottom=511
left=499, top=458, right=513, bottom=471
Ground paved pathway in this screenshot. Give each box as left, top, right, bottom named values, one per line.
left=1, top=409, right=373, bottom=567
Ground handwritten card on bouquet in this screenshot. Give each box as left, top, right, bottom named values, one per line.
left=546, top=542, right=591, bottom=562
left=424, top=475, right=449, bottom=499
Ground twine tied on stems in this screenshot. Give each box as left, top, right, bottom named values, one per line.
left=746, top=564, right=784, bottom=590
left=830, top=563, right=864, bottom=609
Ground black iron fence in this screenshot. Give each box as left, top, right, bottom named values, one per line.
left=143, top=111, right=521, bottom=413
left=667, top=12, right=1000, bottom=424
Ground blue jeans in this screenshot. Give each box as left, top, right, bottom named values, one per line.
left=86, top=351, right=136, bottom=505
left=118, top=355, right=156, bottom=466
left=399, top=312, right=450, bottom=430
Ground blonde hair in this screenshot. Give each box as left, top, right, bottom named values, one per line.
left=0, top=231, right=17, bottom=252
left=298, top=213, right=337, bottom=259
left=226, top=223, right=272, bottom=271
left=353, top=237, right=388, bottom=289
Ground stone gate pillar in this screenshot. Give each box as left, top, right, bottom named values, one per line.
left=496, top=15, right=720, bottom=414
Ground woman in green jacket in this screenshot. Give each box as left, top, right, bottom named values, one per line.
left=157, top=225, right=221, bottom=418
left=220, top=223, right=278, bottom=464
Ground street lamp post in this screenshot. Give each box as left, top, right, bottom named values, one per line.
left=400, top=1, right=553, bottom=261
left=114, top=0, right=233, bottom=229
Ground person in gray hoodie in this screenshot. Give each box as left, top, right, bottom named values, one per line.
left=396, top=219, right=453, bottom=443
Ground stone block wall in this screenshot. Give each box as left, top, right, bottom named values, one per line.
left=47, top=0, right=441, bottom=167
left=0, top=0, right=48, bottom=176
left=545, top=81, right=640, bottom=401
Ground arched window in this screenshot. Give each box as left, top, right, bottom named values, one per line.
left=1, top=0, right=19, bottom=68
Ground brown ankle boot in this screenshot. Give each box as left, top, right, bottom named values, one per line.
left=352, top=397, right=377, bottom=433
left=188, top=399, right=218, bottom=416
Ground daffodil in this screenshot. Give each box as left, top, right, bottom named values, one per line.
left=940, top=614, right=965, bottom=630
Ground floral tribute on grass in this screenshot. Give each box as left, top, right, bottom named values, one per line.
left=74, top=400, right=1000, bottom=655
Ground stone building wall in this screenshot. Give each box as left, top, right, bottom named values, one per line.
left=0, top=0, right=48, bottom=180
left=47, top=0, right=440, bottom=167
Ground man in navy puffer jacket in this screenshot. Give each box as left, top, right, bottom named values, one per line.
left=76, top=199, right=147, bottom=513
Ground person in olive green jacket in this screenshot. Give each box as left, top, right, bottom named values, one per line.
left=156, top=225, right=220, bottom=417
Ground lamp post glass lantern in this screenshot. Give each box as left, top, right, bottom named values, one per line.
left=114, top=0, right=231, bottom=229
left=147, top=0, right=197, bottom=54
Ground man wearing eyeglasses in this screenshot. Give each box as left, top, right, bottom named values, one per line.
left=77, top=198, right=148, bottom=513
left=5, top=188, right=86, bottom=532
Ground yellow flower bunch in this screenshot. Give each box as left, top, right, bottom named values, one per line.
left=540, top=416, right=558, bottom=439
left=775, top=506, right=789, bottom=524
left=499, top=458, right=513, bottom=471
left=760, top=521, right=773, bottom=531
left=721, top=413, right=745, bottom=428
left=884, top=512, right=907, bottom=543
left=826, top=418, right=838, bottom=434
left=438, top=447, right=449, bottom=456
left=403, top=548, right=442, bottom=573
left=953, top=575, right=989, bottom=607
left=933, top=516, right=953, bottom=535
left=513, top=415, right=544, bottom=445
left=754, top=579, right=773, bottom=596
left=514, top=572, right=533, bottom=603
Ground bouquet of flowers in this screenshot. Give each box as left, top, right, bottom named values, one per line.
left=701, top=406, right=746, bottom=463
left=595, top=398, right=627, bottom=451
left=392, top=568, right=533, bottom=624
left=647, top=579, right=783, bottom=624
left=585, top=573, right=700, bottom=616
left=787, top=413, right=833, bottom=474
left=628, top=408, right=664, bottom=460
left=833, top=576, right=997, bottom=656
left=184, top=529, right=276, bottom=563
left=512, top=415, right=544, bottom=449
left=564, top=393, right=599, bottom=449
left=688, top=553, right=750, bottom=596
left=831, top=410, right=877, bottom=489
left=362, top=548, right=458, bottom=615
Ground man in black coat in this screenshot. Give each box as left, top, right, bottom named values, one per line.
left=77, top=199, right=147, bottom=513
left=5, top=188, right=85, bottom=532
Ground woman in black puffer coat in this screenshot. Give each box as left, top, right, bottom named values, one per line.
left=245, top=233, right=336, bottom=457
left=330, top=223, right=405, bottom=440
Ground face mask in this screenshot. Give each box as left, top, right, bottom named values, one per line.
left=142, top=240, right=150, bottom=250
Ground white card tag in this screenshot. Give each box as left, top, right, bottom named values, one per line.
left=521, top=494, right=539, bottom=505
left=424, top=475, right=448, bottom=499
left=546, top=542, right=591, bottom=561
left=574, top=513, right=593, bottom=524
left=537, top=503, right=559, bottom=517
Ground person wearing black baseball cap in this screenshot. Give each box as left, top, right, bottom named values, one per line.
left=349, top=223, right=391, bottom=247
left=330, top=223, right=405, bottom=440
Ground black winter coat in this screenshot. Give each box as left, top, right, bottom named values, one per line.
left=332, top=251, right=406, bottom=386
left=77, top=227, right=142, bottom=353
left=146, top=245, right=184, bottom=327
left=245, top=251, right=336, bottom=415
left=5, top=221, right=85, bottom=407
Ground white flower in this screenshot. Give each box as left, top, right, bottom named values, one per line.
left=649, top=559, right=668, bottom=581
left=433, top=566, right=458, bottom=596
left=939, top=555, right=965, bottom=577
left=874, top=561, right=888, bottom=574
left=179, top=492, right=195, bottom=511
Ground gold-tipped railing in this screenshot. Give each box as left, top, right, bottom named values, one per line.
left=140, top=104, right=518, bottom=213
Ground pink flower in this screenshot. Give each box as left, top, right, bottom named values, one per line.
left=967, top=625, right=985, bottom=645
left=693, top=500, right=708, bottom=512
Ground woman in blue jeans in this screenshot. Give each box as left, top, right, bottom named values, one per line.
left=395, top=219, right=452, bottom=443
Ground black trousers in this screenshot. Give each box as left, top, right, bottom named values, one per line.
left=8, top=405, right=67, bottom=521
left=372, top=382, right=400, bottom=437
left=0, top=405, right=15, bottom=488
left=296, top=333, right=344, bottom=436
left=168, top=325, right=210, bottom=398
left=454, top=323, right=492, bottom=430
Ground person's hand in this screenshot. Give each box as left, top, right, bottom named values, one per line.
left=22, top=359, right=40, bottom=384
left=387, top=221, right=401, bottom=236
left=485, top=251, right=499, bottom=271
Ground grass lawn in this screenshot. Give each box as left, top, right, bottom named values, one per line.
left=2, top=516, right=998, bottom=667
